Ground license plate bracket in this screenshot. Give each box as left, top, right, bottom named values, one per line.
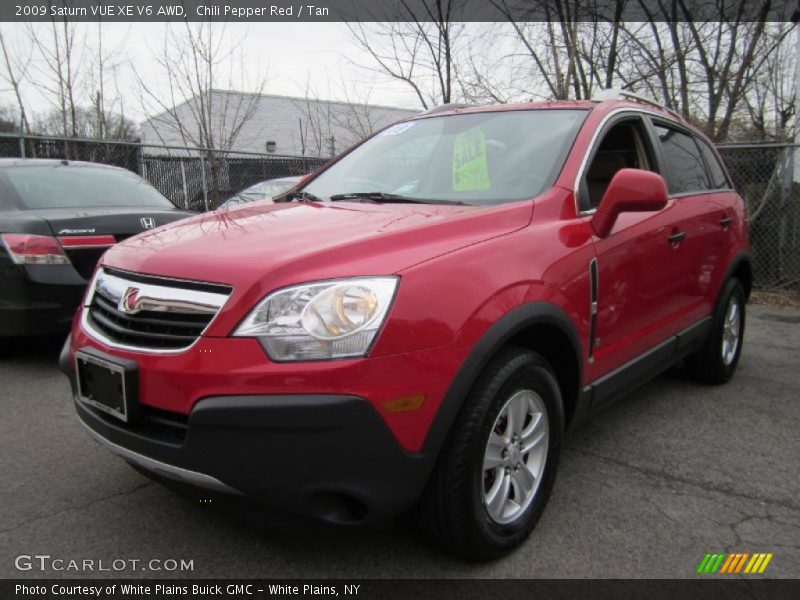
left=75, top=348, right=139, bottom=422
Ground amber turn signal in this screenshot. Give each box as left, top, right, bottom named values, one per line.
left=382, top=394, right=426, bottom=413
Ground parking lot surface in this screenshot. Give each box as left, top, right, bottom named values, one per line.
left=1, top=305, right=798, bottom=579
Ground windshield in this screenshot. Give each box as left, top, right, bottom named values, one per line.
left=2, top=165, right=176, bottom=210
left=303, top=109, right=586, bottom=205
left=221, top=178, right=299, bottom=209
left=242, top=179, right=298, bottom=197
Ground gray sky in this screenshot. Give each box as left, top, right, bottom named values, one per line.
left=0, top=22, right=424, bottom=124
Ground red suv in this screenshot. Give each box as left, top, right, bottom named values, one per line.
left=61, top=94, right=750, bottom=560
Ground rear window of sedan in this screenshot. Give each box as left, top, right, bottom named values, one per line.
left=1, top=165, right=176, bottom=210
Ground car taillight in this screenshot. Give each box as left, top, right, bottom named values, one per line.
left=0, top=233, right=70, bottom=265
left=57, top=235, right=116, bottom=249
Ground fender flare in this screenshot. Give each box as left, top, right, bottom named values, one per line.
left=420, top=301, right=582, bottom=457
left=721, top=251, right=753, bottom=301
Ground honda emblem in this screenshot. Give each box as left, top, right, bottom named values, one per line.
left=140, top=217, right=156, bottom=230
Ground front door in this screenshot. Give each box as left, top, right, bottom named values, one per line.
left=578, top=115, right=690, bottom=384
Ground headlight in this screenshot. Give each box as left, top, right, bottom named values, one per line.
left=233, top=277, right=399, bottom=361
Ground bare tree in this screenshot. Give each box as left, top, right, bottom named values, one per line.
left=135, top=21, right=268, bottom=205
left=2, top=19, right=136, bottom=143
left=293, top=72, right=392, bottom=157
left=332, top=79, right=382, bottom=141
left=739, top=23, right=796, bottom=141
left=472, top=1, right=630, bottom=101
left=0, top=28, right=33, bottom=134
left=25, top=18, right=85, bottom=139
left=34, top=106, right=138, bottom=139
left=293, top=75, right=335, bottom=157
left=346, top=0, right=466, bottom=109
left=677, top=3, right=773, bottom=140
left=85, top=22, right=131, bottom=140
left=616, top=6, right=794, bottom=141
left=462, top=0, right=795, bottom=141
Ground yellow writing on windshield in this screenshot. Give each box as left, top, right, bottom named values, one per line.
left=453, top=128, right=490, bottom=192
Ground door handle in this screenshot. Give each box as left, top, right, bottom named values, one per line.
left=668, top=231, right=686, bottom=244
left=719, top=216, right=732, bottom=228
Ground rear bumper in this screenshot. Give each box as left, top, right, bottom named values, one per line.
left=0, top=266, right=85, bottom=336
left=60, top=337, right=437, bottom=525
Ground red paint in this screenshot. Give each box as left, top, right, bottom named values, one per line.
left=69, top=99, right=750, bottom=452
left=1, top=233, right=66, bottom=257
left=590, top=169, right=669, bottom=238
left=57, top=235, right=117, bottom=248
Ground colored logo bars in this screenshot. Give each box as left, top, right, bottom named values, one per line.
left=697, top=552, right=773, bottom=574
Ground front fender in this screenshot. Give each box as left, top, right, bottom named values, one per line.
left=420, top=301, right=583, bottom=456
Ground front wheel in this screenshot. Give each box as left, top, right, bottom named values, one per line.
left=417, top=348, right=564, bottom=560
left=685, top=278, right=746, bottom=383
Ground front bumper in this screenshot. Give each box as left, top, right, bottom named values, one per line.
left=60, top=334, right=456, bottom=524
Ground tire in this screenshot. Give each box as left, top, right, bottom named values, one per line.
left=417, top=347, right=564, bottom=560
left=685, top=278, right=746, bottom=384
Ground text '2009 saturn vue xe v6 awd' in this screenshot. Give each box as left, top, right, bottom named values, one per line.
left=60, top=90, right=750, bottom=560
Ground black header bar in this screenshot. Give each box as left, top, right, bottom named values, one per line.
left=2, top=0, right=798, bottom=23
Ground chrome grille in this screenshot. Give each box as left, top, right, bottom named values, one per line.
left=84, top=268, right=231, bottom=352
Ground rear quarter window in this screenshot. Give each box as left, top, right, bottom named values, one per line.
left=697, top=140, right=730, bottom=189
left=653, top=124, right=709, bottom=195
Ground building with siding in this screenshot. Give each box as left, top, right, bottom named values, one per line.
left=140, top=89, right=417, bottom=157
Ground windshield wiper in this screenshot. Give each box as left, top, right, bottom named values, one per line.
left=274, top=190, right=324, bottom=203
left=329, top=192, right=466, bottom=205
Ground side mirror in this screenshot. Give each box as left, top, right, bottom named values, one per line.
left=590, top=168, right=669, bottom=238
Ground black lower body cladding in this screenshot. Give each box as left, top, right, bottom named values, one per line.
left=60, top=341, right=434, bottom=526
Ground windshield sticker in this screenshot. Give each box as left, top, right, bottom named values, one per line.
left=379, top=122, right=417, bottom=137
left=453, top=128, right=490, bottom=192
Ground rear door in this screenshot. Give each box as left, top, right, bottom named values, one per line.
left=694, top=138, right=743, bottom=313
left=647, top=121, right=725, bottom=324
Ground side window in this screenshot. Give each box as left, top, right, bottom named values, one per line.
left=583, top=119, right=655, bottom=210
left=653, top=124, right=709, bottom=194
left=697, top=140, right=729, bottom=189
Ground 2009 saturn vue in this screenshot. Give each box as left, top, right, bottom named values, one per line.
left=61, top=92, right=750, bottom=559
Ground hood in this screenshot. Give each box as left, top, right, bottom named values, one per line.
left=101, top=199, right=533, bottom=310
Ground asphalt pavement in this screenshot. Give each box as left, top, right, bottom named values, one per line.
left=1, top=305, right=798, bottom=579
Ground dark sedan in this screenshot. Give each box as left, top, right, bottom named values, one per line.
left=0, top=159, right=192, bottom=345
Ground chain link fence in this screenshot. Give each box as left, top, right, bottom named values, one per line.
left=718, top=144, right=800, bottom=291
left=0, top=133, right=797, bottom=290
left=0, top=133, right=328, bottom=212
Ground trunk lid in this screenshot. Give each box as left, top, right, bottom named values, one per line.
left=39, top=207, right=193, bottom=279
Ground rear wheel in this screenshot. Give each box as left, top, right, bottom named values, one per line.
left=417, top=348, right=563, bottom=560
left=685, top=278, right=746, bottom=383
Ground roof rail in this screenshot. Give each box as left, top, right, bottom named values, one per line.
left=591, top=88, right=683, bottom=120
left=418, top=103, right=473, bottom=116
